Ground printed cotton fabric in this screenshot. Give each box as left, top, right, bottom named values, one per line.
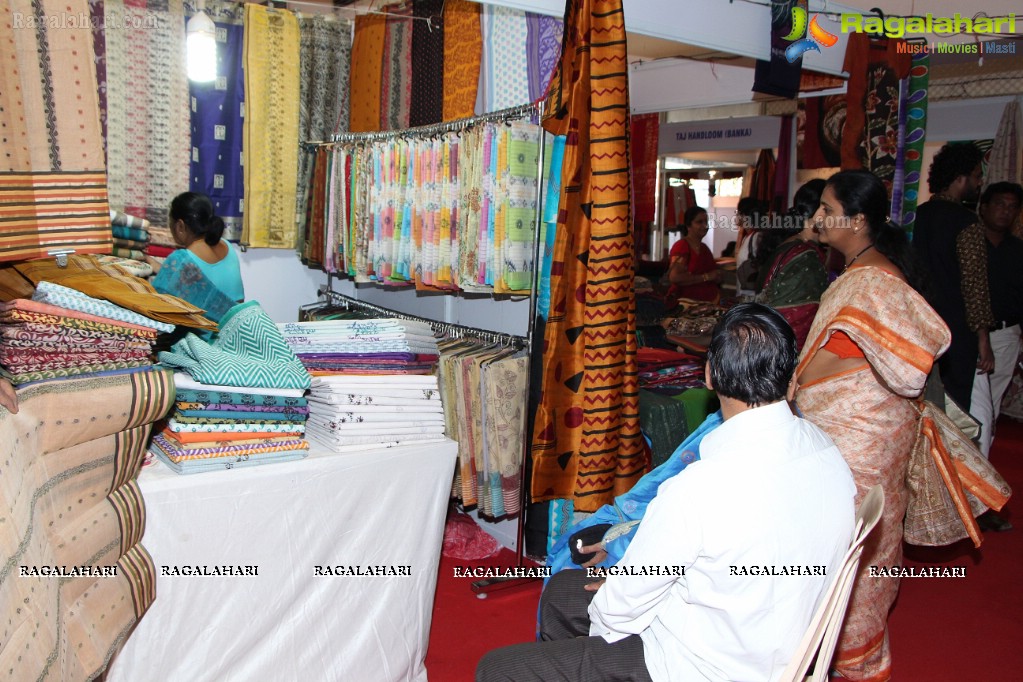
left=243, top=4, right=301, bottom=248
left=531, top=0, right=643, bottom=511
left=0, top=368, right=173, bottom=680
left=442, top=0, right=481, bottom=121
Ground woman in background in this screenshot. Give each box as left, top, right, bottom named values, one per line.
left=666, top=206, right=719, bottom=305
left=754, top=179, right=828, bottom=348
left=795, top=170, right=950, bottom=682
left=152, top=192, right=243, bottom=322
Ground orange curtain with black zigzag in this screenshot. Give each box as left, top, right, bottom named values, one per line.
left=530, top=0, right=642, bottom=512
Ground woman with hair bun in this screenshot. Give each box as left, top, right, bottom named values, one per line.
left=795, top=170, right=950, bottom=681
left=152, top=192, right=244, bottom=321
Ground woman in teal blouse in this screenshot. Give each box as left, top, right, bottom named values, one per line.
left=152, top=192, right=243, bottom=322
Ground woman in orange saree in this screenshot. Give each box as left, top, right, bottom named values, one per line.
left=796, top=170, right=951, bottom=682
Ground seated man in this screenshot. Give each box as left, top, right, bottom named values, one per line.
left=477, top=303, right=856, bottom=682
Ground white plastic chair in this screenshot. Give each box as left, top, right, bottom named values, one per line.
left=778, top=484, right=885, bottom=682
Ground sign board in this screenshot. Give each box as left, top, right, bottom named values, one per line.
left=658, top=116, right=782, bottom=155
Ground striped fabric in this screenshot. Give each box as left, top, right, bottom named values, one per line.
left=32, top=281, right=175, bottom=333
left=159, top=302, right=311, bottom=390
left=531, top=0, right=642, bottom=512
left=0, top=172, right=112, bottom=262
left=0, top=368, right=172, bottom=680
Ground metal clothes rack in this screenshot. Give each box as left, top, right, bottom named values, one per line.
left=315, top=101, right=548, bottom=596
left=302, top=102, right=541, bottom=147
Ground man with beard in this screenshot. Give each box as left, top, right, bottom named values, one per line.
left=913, top=143, right=986, bottom=414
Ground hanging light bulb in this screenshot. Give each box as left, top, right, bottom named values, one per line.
left=186, top=10, right=217, bottom=83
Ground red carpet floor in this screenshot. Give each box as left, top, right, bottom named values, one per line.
left=426, top=417, right=1023, bottom=681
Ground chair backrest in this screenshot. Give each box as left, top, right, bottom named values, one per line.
left=778, top=485, right=885, bottom=682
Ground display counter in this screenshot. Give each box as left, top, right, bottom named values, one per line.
left=107, top=439, right=458, bottom=682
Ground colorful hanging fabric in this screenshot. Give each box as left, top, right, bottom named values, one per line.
left=105, top=0, right=190, bottom=228
left=526, top=13, right=564, bottom=102
left=537, top=135, right=566, bottom=320
left=0, top=0, right=112, bottom=262
left=410, top=0, right=445, bottom=127
left=242, top=4, right=301, bottom=249
left=305, top=147, right=330, bottom=268
left=185, top=0, right=246, bottom=243
left=442, top=0, right=482, bottom=122
left=752, top=0, right=804, bottom=99
left=88, top=0, right=107, bottom=145
left=495, top=122, right=540, bottom=294
left=895, top=54, right=928, bottom=235
left=841, top=33, right=911, bottom=188
left=381, top=4, right=413, bottom=131
left=630, top=114, right=659, bottom=226
left=349, top=13, right=387, bottom=133
left=531, top=0, right=643, bottom=511
left=750, top=149, right=776, bottom=204
left=296, top=15, right=353, bottom=253
left=478, top=5, right=531, bottom=114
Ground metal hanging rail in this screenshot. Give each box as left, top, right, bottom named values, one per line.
left=302, top=102, right=542, bottom=147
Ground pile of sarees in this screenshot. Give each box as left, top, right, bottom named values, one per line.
left=0, top=281, right=173, bottom=386
left=153, top=301, right=313, bottom=473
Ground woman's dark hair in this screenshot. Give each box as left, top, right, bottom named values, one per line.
left=707, top=302, right=797, bottom=407
left=679, top=206, right=707, bottom=236
left=170, top=192, right=225, bottom=247
left=927, top=143, right=984, bottom=194
left=826, top=170, right=924, bottom=292
left=752, top=179, right=826, bottom=269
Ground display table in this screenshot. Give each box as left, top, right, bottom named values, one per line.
left=107, top=439, right=458, bottom=682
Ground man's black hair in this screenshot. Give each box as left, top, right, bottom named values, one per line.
left=927, top=143, right=984, bottom=194
left=979, top=181, right=1023, bottom=208
left=706, top=303, right=797, bottom=407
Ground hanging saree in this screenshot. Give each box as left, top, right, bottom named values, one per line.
left=185, top=1, right=246, bottom=243
left=409, top=0, right=445, bottom=127
left=478, top=5, right=531, bottom=114
left=243, top=4, right=301, bottom=249
left=380, top=4, right=413, bottom=131
left=0, top=368, right=173, bottom=680
left=894, top=54, right=929, bottom=236
left=442, top=0, right=481, bottom=121
left=531, top=0, right=643, bottom=511
left=526, top=13, right=564, bottom=103
left=0, top=0, right=112, bottom=261
left=348, top=13, right=387, bottom=133
left=105, top=0, right=190, bottom=228
left=795, top=266, right=950, bottom=682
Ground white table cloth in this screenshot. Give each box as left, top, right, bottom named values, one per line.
left=107, top=439, right=457, bottom=682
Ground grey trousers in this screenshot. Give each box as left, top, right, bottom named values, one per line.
left=475, top=570, right=653, bottom=682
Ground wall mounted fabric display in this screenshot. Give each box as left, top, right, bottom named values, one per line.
left=242, top=3, right=301, bottom=248
left=186, top=0, right=247, bottom=243
left=439, top=339, right=529, bottom=518
left=526, top=13, right=564, bottom=103
left=409, top=0, right=445, bottom=127
left=531, top=0, right=643, bottom=512
left=105, top=0, right=190, bottom=228
left=1, top=368, right=173, bottom=679
left=380, top=5, right=413, bottom=131
left=348, top=12, right=387, bottom=133
left=296, top=14, right=353, bottom=256
left=841, top=33, right=911, bottom=186
left=477, top=5, right=530, bottom=114
left=891, top=53, right=929, bottom=233
left=441, top=0, right=481, bottom=121
left=323, top=119, right=541, bottom=293
left=0, top=0, right=112, bottom=262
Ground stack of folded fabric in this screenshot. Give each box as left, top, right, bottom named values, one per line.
left=0, top=281, right=172, bottom=386
left=154, top=301, right=314, bottom=473
left=150, top=374, right=311, bottom=474
left=110, top=209, right=151, bottom=262
left=304, top=374, right=447, bottom=452
left=637, top=347, right=706, bottom=390
left=279, top=318, right=441, bottom=375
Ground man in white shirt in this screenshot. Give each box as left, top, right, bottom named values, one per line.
left=477, top=303, right=856, bottom=682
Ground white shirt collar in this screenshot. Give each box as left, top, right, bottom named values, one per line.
left=700, top=400, right=796, bottom=461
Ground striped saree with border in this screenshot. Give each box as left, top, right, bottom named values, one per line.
left=530, top=0, right=642, bottom=511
